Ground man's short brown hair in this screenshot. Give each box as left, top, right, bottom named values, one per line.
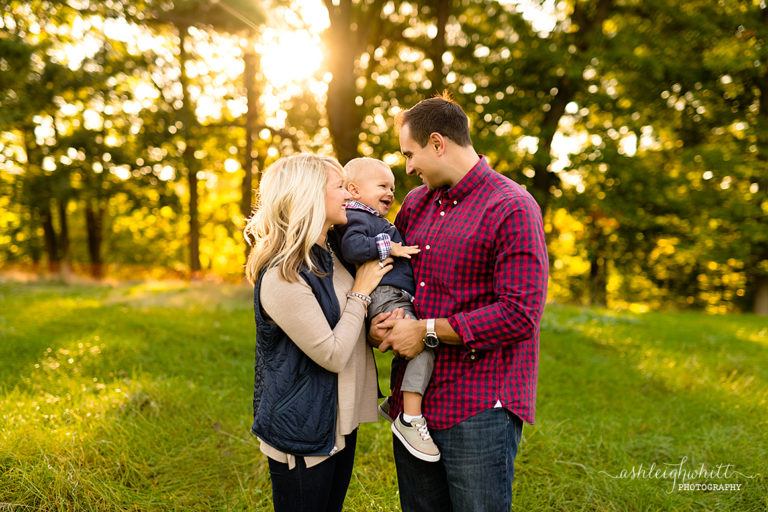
left=396, top=92, right=472, bottom=148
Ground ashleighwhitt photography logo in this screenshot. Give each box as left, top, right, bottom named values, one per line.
left=599, top=456, right=758, bottom=494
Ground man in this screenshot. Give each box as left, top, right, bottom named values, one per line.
left=372, top=94, right=549, bottom=511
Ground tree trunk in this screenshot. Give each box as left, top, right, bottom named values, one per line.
left=751, top=20, right=768, bottom=316
left=324, top=0, right=363, bottom=164
left=587, top=222, right=608, bottom=307
left=85, top=200, right=104, bottom=279
left=428, top=0, right=451, bottom=93
left=21, top=125, right=56, bottom=275
left=241, top=36, right=261, bottom=262
left=753, top=275, right=768, bottom=316
left=178, top=24, right=202, bottom=276
left=531, top=79, right=571, bottom=217
left=57, top=198, right=72, bottom=279
left=27, top=215, right=43, bottom=270
left=187, top=154, right=201, bottom=277
left=40, top=202, right=60, bottom=275
left=530, top=0, right=615, bottom=217
left=242, top=38, right=259, bottom=204
left=589, top=254, right=607, bottom=307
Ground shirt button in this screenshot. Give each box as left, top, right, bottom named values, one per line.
left=453, top=200, right=458, bottom=205
left=420, top=281, right=425, bottom=287
left=425, top=245, right=431, bottom=250
left=440, top=211, right=445, bottom=216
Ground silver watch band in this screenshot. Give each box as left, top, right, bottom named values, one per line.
left=426, top=318, right=436, bottom=335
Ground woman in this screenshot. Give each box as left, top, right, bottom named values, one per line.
left=244, top=153, right=392, bottom=512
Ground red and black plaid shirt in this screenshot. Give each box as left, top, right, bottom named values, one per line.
left=389, top=156, right=548, bottom=428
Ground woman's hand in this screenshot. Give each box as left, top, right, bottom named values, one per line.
left=351, top=257, right=393, bottom=296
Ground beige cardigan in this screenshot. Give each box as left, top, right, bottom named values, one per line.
left=258, top=252, right=379, bottom=469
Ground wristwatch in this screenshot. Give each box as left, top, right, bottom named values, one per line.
left=424, top=318, right=440, bottom=348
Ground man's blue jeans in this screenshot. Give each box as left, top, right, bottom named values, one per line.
left=393, top=408, right=523, bottom=512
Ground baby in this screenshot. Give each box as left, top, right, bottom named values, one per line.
left=332, top=157, right=439, bottom=462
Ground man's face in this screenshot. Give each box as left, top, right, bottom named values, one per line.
left=349, top=164, right=396, bottom=216
left=399, top=123, right=443, bottom=190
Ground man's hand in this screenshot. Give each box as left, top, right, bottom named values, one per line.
left=389, top=242, right=420, bottom=259
left=378, top=317, right=426, bottom=359
left=367, top=309, right=405, bottom=348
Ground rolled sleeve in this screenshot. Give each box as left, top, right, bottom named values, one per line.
left=375, top=233, right=392, bottom=260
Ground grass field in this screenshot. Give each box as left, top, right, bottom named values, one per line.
left=0, top=279, right=766, bottom=511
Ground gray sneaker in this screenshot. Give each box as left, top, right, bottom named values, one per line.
left=378, top=397, right=393, bottom=423
left=392, top=414, right=441, bottom=462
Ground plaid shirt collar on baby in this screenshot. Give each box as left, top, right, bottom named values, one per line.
left=345, top=200, right=381, bottom=216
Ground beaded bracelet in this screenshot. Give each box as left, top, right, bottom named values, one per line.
left=346, top=291, right=372, bottom=306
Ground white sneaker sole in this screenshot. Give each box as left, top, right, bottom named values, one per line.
left=391, top=422, right=441, bottom=462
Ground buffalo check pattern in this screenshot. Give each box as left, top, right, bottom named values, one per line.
left=389, top=156, right=549, bottom=429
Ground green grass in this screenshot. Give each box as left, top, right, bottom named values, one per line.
left=0, top=280, right=766, bottom=511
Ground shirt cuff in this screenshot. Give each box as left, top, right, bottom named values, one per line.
left=375, top=233, right=392, bottom=260
left=447, top=313, right=474, bottom=347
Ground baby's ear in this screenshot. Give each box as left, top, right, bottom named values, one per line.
left=347, top=182, right=359, bottom=197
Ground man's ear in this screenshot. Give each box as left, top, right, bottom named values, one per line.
left=429, top=132, right=445, bottom=155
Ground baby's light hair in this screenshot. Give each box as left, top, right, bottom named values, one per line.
left=343, top=157, right=391, bottom=187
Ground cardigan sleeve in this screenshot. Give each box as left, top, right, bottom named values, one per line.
left=260, top=268, right=367, bottom=373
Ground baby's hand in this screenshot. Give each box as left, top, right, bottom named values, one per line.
left=390, top=242, right=420, bottom=259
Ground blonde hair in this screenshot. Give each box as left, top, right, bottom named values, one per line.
left=343, top=157, right=391, bottom=187
left=244, top=153, right=344, bottom=285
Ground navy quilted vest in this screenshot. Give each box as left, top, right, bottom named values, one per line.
left=251, top=245, right=341, bottom=456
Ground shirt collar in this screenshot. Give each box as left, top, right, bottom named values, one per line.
left=345, top=200, right=382, bottom=217
left=434, top=155, right=489, bottom=204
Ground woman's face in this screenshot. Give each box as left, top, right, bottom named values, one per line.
left=324, top=168, right=351, bottom=227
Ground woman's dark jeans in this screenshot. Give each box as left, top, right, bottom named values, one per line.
left=267, top=430, right=357, bottom=512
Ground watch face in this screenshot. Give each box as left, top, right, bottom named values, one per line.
left=424, top=334, right=439, bottom=348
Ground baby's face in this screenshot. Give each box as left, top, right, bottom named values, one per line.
left=350, top=165, right=396, bottom=216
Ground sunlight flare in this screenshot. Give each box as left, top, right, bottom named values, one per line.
left=259, top=28, right=324, bottom=88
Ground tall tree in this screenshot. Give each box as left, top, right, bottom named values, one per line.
left=321, top=0, right=454, bottom=164
left=322, top=0, right=378, bottom=164
left=149, top=0, right=265, bottom=274
left=0, top=27, right=73, bottom=276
